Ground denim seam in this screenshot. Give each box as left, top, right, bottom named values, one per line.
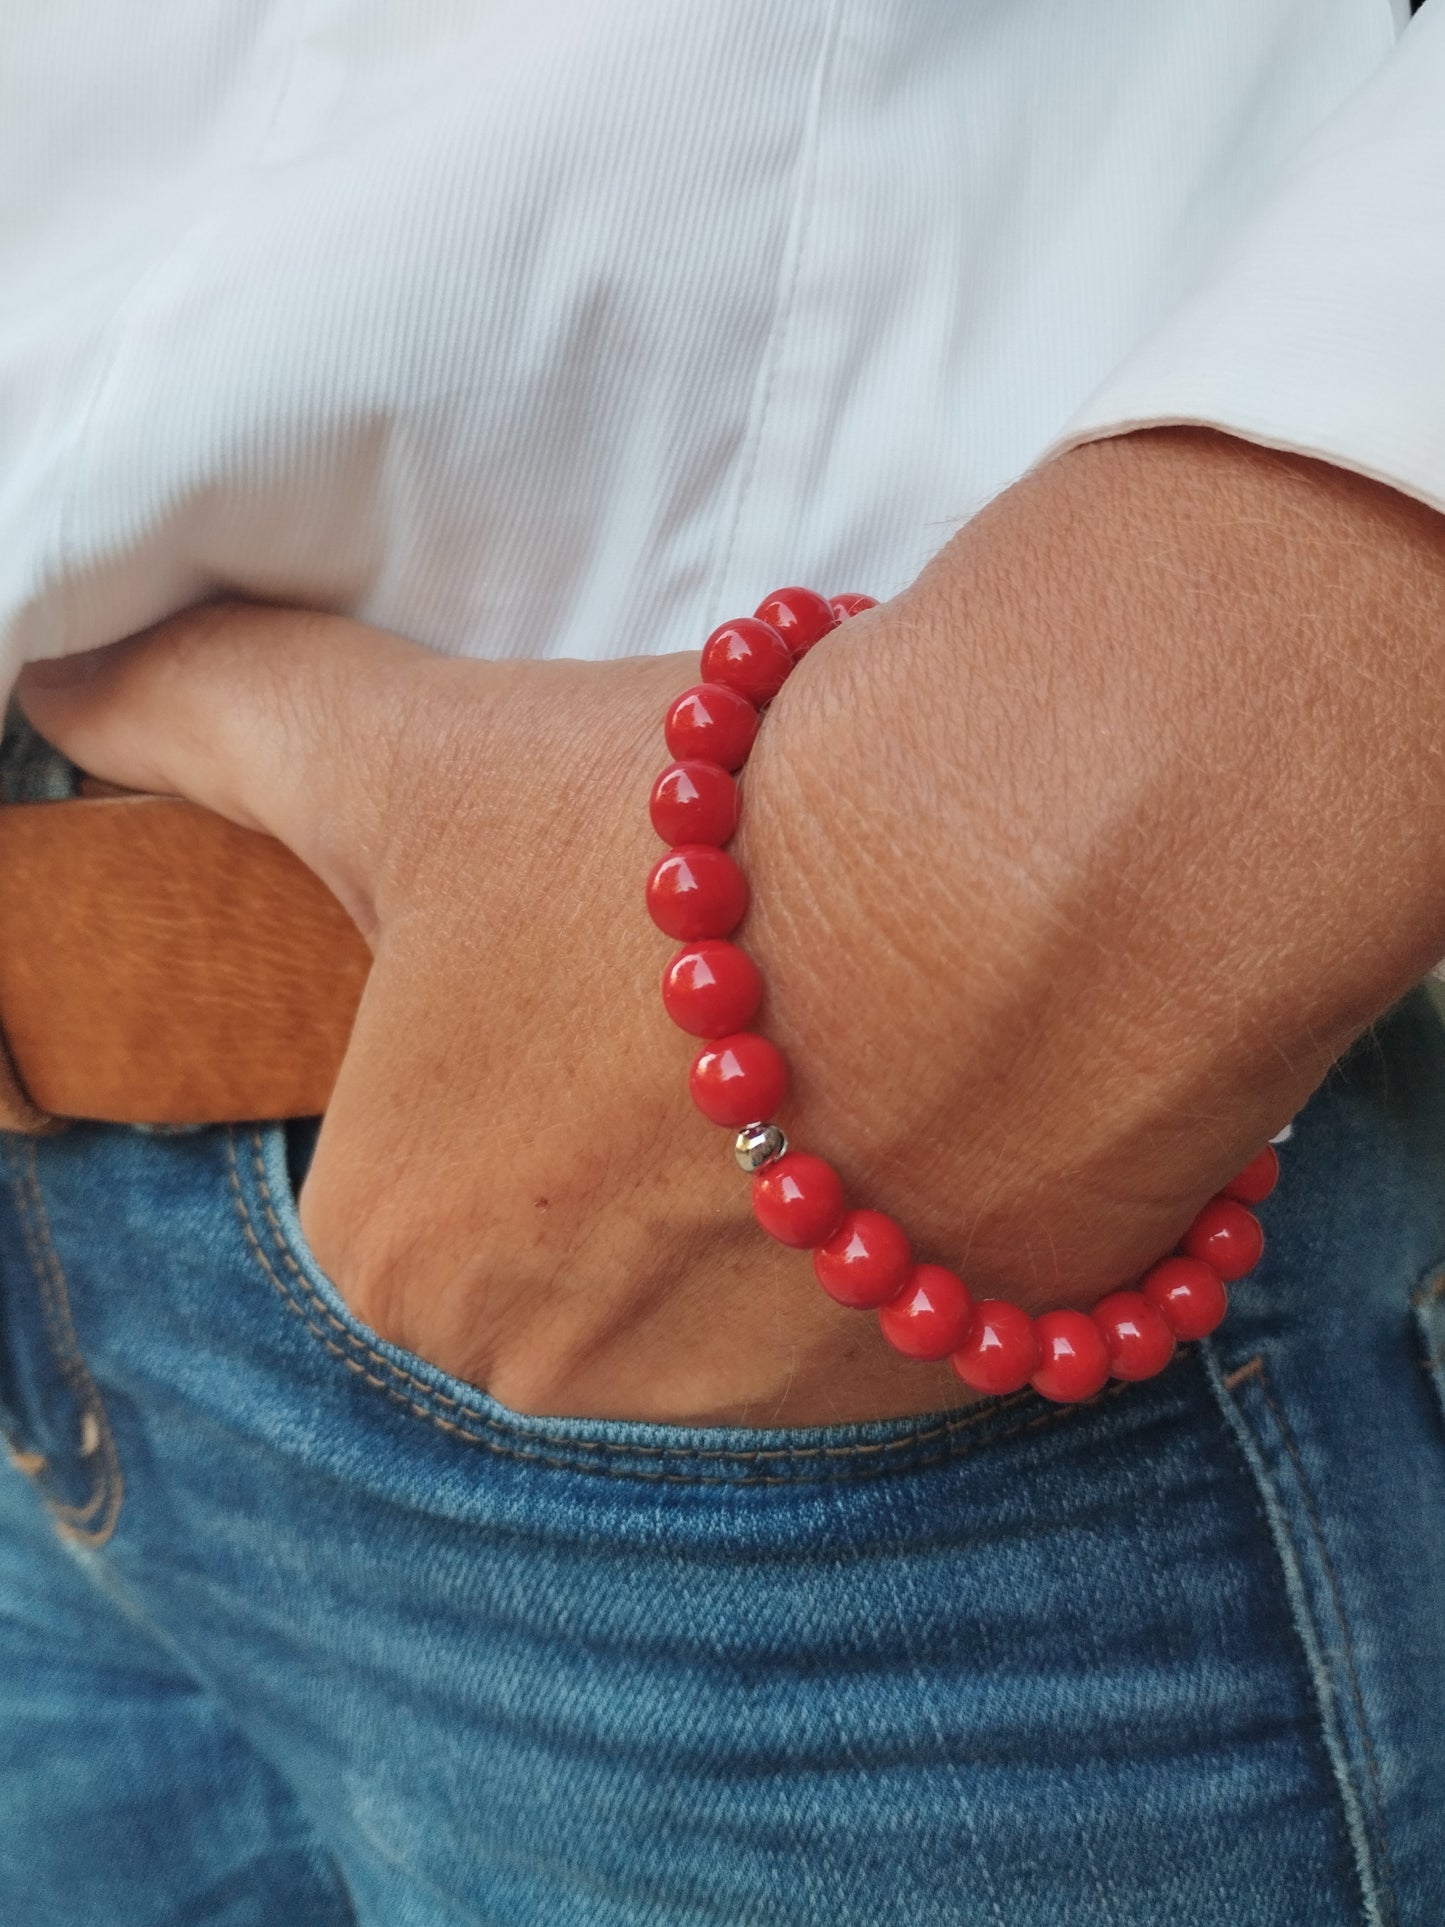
left=0, top=1140, right=123, bottom=1544
left=1255, top=1373, right=1400, bottom=1921
left=227, top=1128, right=1124, bottom=1482
left=1204, top=1345, right=1394, bottom=1927
left=15, top=1144, right=124, bottom=1543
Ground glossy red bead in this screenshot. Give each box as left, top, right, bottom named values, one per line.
left=1181, top=1198, right=1264, bottom=1281
left=660, top=941, right=762, bottom=1037
left=1142, top=1256, right=1229, bottom=1340
left=878, top=1264, right=974, bottom=1360
left=688, top=1032, right=788, bottom=1128
left=1091, top=1289, right=1176, bottom=1382
left=951, top=1299, right=1040, bottom=1396
left=700, top=617, right=794, bottom=706
left=1222, top=1144, right=1279, bottom=1205
left=649, top=760, right=739, bottom=846
left=812, top=1209, right=912, bottom=1309
left=664, top=683, right=760, bottom=770
left=645, top=845, right=748, bottom=941
left=1030, top=1309, right=1111, bottom=1404
left=752, top=1152, right=847, bottom=1249
left=829, top=593, right=878, bottom=621
left=753, top=586, right=838, bottom=661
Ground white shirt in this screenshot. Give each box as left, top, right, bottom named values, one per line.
left=0, top=1, right=1436, bottom=678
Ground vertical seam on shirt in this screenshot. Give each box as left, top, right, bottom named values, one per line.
left=1203, top=1343, right=1395, bottom=1927
left=703, top=0, right=845, bottom=615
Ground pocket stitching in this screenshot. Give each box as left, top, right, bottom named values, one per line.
left=228, top=1127, right=1126, bottom=1481
left=231, top=1126, right=1003, bottom=1460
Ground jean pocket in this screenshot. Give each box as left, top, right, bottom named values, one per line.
left=225, top=1120, right=1106, bottom=1491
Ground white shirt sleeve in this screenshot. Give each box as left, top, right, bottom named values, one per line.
left=1049, top=2, right=1445, bottom=518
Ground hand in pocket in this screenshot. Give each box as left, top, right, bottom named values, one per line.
left=19, top=607, right=963, bottom=1428
left=23, top=436, right=1436, bottom=1424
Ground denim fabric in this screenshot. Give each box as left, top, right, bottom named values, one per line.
left=2, top=995, right=1445, bottom=1925
left=0, top=713, right=78, bottom=805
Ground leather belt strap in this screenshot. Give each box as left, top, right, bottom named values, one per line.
left=0, top=797, right=370, bottom=1130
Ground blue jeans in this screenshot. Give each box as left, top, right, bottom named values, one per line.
left=3, top=989, right=1445, bottom=1925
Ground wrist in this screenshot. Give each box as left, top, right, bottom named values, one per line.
left=733, top=430, right=1445, bottom=1308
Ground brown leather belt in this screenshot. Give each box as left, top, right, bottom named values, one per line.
left=0, top=796, right=370, bottom=1132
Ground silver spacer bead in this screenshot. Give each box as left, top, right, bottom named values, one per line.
left=1269, top=1121, right=1295, bottom=1146
left=734, top=1121, right=787, bottom=1173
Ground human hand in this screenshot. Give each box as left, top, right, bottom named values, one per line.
left=24, top=615, right=1000, bottom=1426
left=18, top=430, right=1445, bottom=1426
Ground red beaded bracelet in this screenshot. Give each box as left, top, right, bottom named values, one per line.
left=644, top=587, right=1279, bottom=1405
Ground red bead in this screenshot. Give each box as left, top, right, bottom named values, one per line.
left=664, top=683, right=760, bottom=770
left=812, top=1209, right=912, bottom=1309
left=753, top=586, right=838, bottom=661
left=878, top=1263, right=974, bottom=1360
left=1091, top=1290, right=1175, bottom=1382
left=752, top=1152, right=847, bottom=1249
left=661, top=941, right=762, bottom=1037
left=700, top=618, right=794, bottom=706
left=1142, top=1256, right=1229, bottom=1341
left=688, top=1032, right=788, bottom=1128
left=951, top=1299, right=1040, bottom=1396
left=649, top=760, right=739, bottom=846
left=646, top=845, right=748, bottom=941
left=1181, top=1198, right=1264, bottom=1282
left=829, top=593, right=878, bottom=621
left=1222, top=1144, right=1279, bottom=1205
left=1030, top=1309, right=1111, bottom=1404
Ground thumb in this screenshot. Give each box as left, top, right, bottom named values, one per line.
left=16, top=600, right=434, bottom=936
